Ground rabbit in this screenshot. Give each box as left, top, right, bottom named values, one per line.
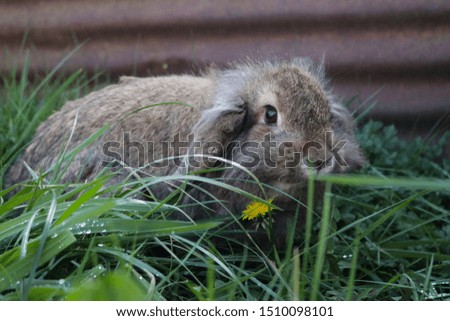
left=7, top=58, right=365, bottom=245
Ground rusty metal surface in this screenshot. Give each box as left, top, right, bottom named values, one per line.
left=1, top=0, right=449, bottom=127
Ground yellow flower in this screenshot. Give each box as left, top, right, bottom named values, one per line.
left=242, top=198, right=274, bottom=221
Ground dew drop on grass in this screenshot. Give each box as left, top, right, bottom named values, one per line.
left=97, top=243, right=105, bottom=247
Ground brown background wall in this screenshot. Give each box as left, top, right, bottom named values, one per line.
left=1, top=0, right=449, bottom=137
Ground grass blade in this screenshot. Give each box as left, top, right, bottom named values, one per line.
left=0, top=230, right=76, bottom=292
left=310, top=182, right=332, bottom=300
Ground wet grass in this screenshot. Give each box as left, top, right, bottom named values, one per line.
left=0, top=60, right=449, bottom=301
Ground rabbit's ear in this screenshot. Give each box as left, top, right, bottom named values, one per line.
left=176, top=67, right=252, bottom=173
left=179, top=102, right=249, bottom=173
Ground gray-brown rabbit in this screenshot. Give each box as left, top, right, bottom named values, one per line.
left=7, top=58, right=365, bottom=245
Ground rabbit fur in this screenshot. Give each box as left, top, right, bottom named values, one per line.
left=7, top=58, right=365, bottom=245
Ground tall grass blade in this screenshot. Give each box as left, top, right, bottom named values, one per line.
left=300, top=171, right=315, bottom=300
left=310, top=182, right=332, bottom=300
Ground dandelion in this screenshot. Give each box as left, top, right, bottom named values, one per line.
left=242, top=198, right=274, bottom=220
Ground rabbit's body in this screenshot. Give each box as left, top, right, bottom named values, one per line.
left=7, top=59, right=365, bottom=244
left=8, top=75, right=213, bottom=183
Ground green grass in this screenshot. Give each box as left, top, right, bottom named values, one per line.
left=0, top=60, right=449, bottom=301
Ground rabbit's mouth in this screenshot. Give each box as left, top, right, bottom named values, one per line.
left=273, top=181, right=306, bottom=194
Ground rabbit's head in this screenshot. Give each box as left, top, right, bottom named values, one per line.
left=180, top=59, right=365, bottom=218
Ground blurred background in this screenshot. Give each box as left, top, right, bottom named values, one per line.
left=1, top=0, right=449, bottom=141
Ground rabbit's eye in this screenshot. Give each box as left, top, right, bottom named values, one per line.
left=264, top=105, right=278, bottom=124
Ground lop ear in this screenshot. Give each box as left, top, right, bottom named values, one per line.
left=179, top=102, right=250, bottom=173
left=177, top=67, right=253, bottom=173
